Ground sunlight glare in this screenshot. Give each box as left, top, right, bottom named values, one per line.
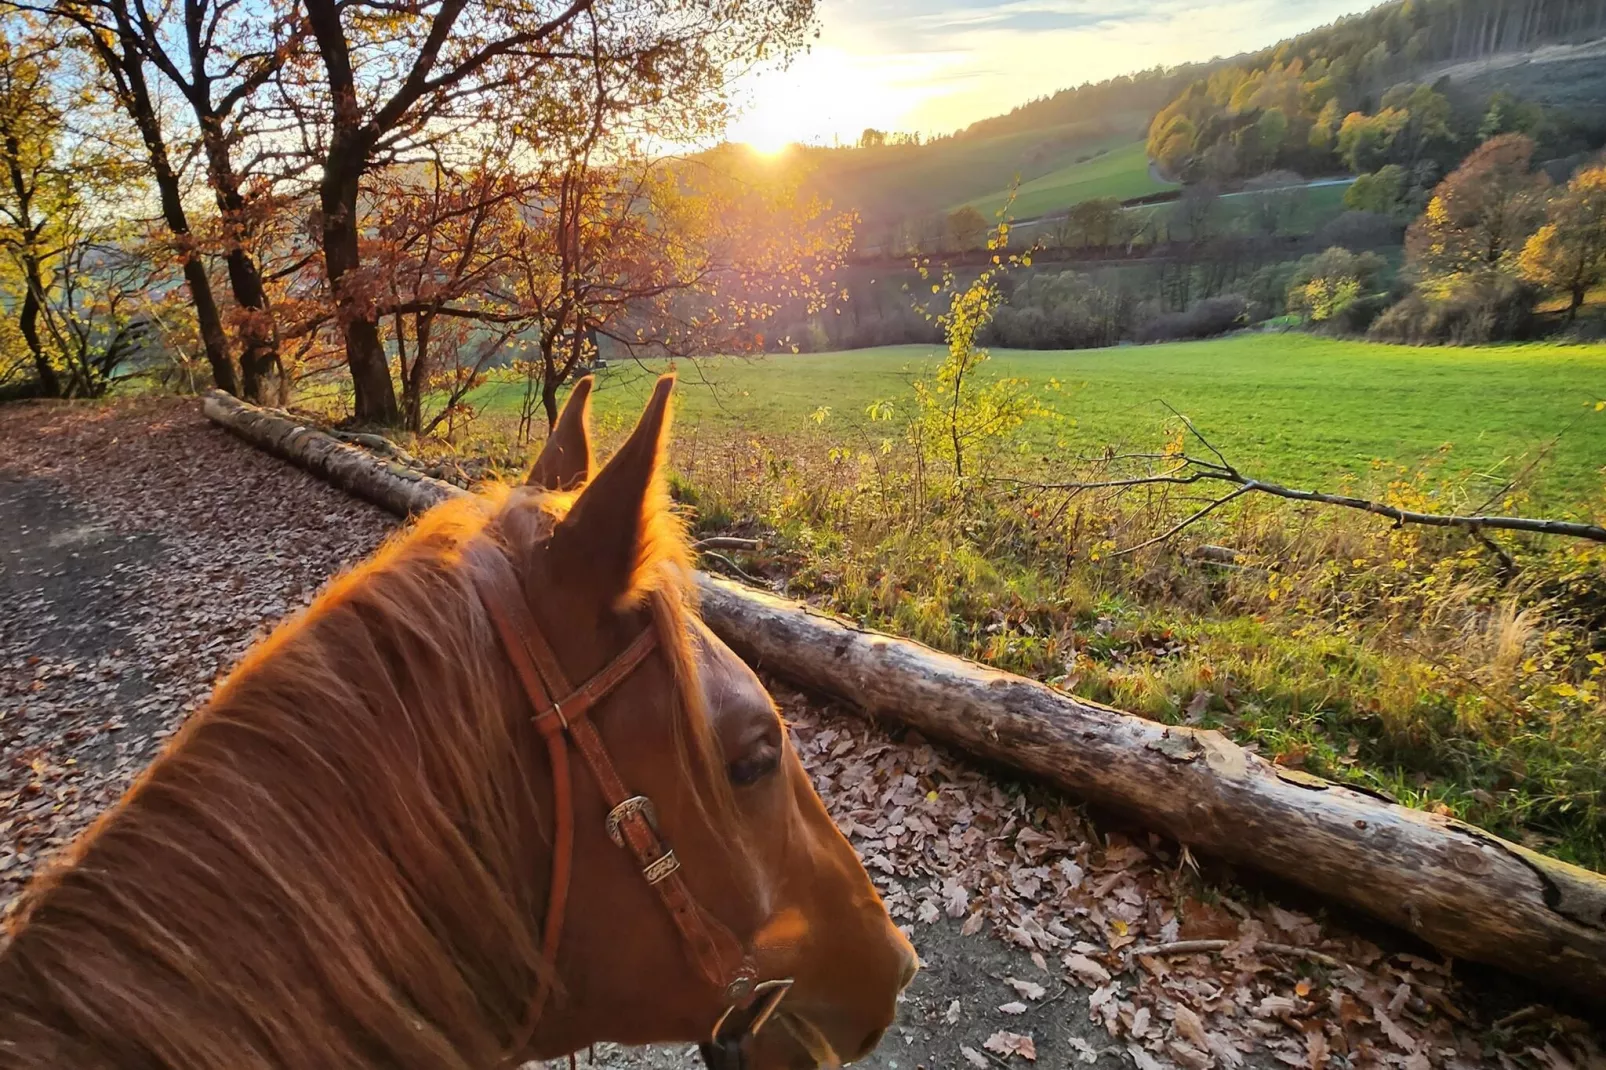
left=726, top=47, right=949, bottom=151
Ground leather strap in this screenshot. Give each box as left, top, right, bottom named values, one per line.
left=467, top=542, right=755, bottom=1057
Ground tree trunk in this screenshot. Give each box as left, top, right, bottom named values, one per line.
left=198, top=388, right=1606, bottom=1009
left=88, top=27, right=238, bottom=396
left=303, top=0, right=399, bottom=427
left=182, top=256, right=237, bottom=396
left=17, top=261, right=60, bottom=398
left=320, top=148, right=398, bottom=425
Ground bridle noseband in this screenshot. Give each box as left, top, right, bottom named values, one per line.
left=470, top=545, right=788, bottom=1070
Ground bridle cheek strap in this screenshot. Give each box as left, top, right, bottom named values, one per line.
left=467, top=545, right=757, bottom=1056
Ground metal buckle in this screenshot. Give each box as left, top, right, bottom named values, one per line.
left=702, top=978, right=794, bottom=1069
left=604, top=795, right=657, bottom=847
left=642, top=849, right=680, bottom=885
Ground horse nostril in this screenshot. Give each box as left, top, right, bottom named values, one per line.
left=858, top=1026, right=888, bottom=1058
left=898, top=948, right=919, bottom=991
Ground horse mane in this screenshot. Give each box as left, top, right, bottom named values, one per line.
left=0, top=479, right=717, bottom=1070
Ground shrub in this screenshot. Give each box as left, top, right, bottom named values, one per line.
left=1241, top=260, right=1303, bottom=321
left=987, top=270, right=1134, bottom=349
left=1318, top=210, right=1404, bottom=249
left=1368, top=273, right=1535, bottom=344
left=1134, top=294, right=1248, bottom=342
left=1286, top=247, right=1390, bottom=333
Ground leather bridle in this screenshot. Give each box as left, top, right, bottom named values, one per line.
left=470, top=545, right=791, bottom=1070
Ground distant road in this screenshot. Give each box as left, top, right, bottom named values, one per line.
left=1007, top=173, right=1356, bottom=232
left=1218, top=176, right=1355, bottom=199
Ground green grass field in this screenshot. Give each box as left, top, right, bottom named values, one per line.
left=1121, top=180, right=1353, bottom=240
left=956, top=139, right=1172, bottom=220
left=474, top=334, right=1606, bottom=510
left=797, top=117, right=1153, bottom=228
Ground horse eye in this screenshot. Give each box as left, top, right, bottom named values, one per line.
left=728, top=745, right=780, bottom=787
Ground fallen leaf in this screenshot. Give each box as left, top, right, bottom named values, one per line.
left=1173, top=1004, right=1210, bottom=1049
left=1007, top=977, right=1046, bottom=1001
left=1375, top=1010, right=1417, bottom=1053
left=1129, top=1045, right=1167, bottom=1070
left=1168, top=1040, right=1212, bottom=1070
left=984, top=1030, right=1037, bottom=1061
left=1305, top=1028, right=1329, bottom=1069
left=945, top=999, right=961, bottom=1025
left=961, top=1045, right=990, bottom=1068
left=998, top=1001, right=1028, bottom=1015
left=1063, top=953, right=1111, bottom=986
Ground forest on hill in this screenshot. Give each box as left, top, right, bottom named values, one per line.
left=1147, top=0, right=1606, bottom=185
left=780, top=0, right=1606, bottom=255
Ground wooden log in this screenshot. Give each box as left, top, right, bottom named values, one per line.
left=202, top=391, right=462, bottom=515
left=694, top=576, right=1606, bottom=1005
left=200, top=389, right=1606, bottom=1005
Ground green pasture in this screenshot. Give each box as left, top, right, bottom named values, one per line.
left=473, top=334, right=1606, bottom=510
left=956, top=139, right=1172, bottom=221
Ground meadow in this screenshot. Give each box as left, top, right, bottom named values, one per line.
left=472, top=334, right=1606, bottom=511
left=955, top=139, right=1171, bottom=221
left=454, top=334, right=1606, bottom=869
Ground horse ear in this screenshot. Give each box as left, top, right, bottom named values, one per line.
left=526, top=376, right=595, bottom=490
left=551, top=374, right=674, bottom=602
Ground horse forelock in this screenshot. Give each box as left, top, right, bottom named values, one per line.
left=0, top=479, right=729, bottom=1070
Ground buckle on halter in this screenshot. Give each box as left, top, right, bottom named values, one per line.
left=605, top=795, right=658, bottom=847
left=642, top=849, right=680, bottom=885
left=701, top=979, right=793, bottom=1070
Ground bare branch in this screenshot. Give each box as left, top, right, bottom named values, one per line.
left=1110, top=486, right=1254, bottom=558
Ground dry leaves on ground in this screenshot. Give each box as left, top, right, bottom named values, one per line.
left=779, top=691, right=1606, bottom=1070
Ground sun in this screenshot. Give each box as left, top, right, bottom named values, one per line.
left=726, top=47, right=927, bottom=152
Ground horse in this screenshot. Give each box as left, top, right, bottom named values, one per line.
left=0, top=375, right=917, bottom=1069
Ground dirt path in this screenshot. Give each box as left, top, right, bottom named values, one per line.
left=2, top=400, right=1601, bottom=1070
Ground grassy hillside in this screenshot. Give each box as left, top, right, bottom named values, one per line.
left=475, top=335, right=1606, bottom=509
left=956, top=139, right=1173, bottom=220
left=794, top=116, right=1150, bottom=227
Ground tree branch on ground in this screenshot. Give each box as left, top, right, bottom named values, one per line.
left=989, top=413, right=1606, bottom=552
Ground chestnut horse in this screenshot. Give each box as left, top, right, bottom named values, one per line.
left=0, top=376, right=916, bottom=1069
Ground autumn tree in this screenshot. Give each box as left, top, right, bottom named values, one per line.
left=0, top=26, right=65, bottom=394
left=1519, top=163, right=1606, bottom=319
left=1063, top=197, right=1122, bottom=248
left=946, top=205, right=988, bottom=252
left=0, top=27, right=164, bottom=397
left=4, top=0, right=248, bottom=394
left=501, top=142, right=855, bottom=434
left=1405, top=133, right=1547, bottom=283
left=96, top=0, right=299, bottom=402
left=367, top=158, right=528, bottom=434
left=1337, top=108, right=1408, bottom=173
left=1345, top=164, right=1408, bottom=216
left=288, top=0, right=818, bottom=426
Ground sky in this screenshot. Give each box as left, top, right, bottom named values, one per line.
left=725, top=0, right=1380, bottom=151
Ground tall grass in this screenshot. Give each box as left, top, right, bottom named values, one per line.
left=658, top=420, right=1606, bottom=870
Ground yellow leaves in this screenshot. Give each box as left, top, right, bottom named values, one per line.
left=1596, top=401, right=1606, bottom=412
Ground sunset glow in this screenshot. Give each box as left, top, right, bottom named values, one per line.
left=727, top=46, right=957, bottom=153
left=723, top=0, right=1381, bottom=146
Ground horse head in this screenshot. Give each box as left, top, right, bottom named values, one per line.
left=500, top=374, right=918, bottom=1066
left=0, top=375, right=914, bottom=1070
